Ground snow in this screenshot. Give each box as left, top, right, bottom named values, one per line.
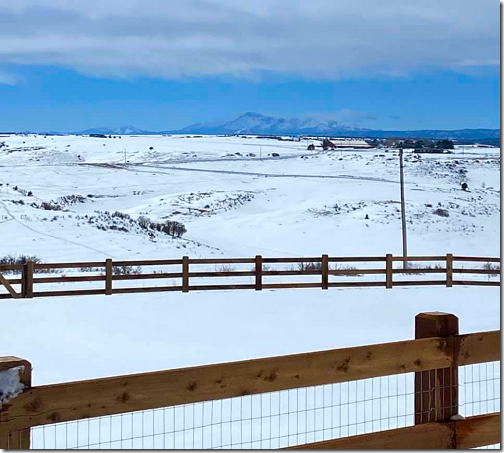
left=1, top=286, right=499, bottom=386
left=0, top=134, right=499, bottom=387
left=0, top=366, right=24, bottom=409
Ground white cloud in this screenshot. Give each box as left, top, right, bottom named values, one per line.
left=0, top=0, right=498, bottom=80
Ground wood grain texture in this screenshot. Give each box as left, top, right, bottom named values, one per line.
left=455, top=412, right=500, bottom=449
left=286, top=422, right=454, bottom=449
left=455, top=330, right=500, bottom=366
left=0, top=357, right=32, bottom=449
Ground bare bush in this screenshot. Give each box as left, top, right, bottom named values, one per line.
left=433, top=208, right=449, bottom=217
left=298, top=261, right=322, bottom=272
left=112, top=265, right=142, bottom=276
left=0, top=255, right=60, bottom=274
left=483, top=262, right=500, bottom=279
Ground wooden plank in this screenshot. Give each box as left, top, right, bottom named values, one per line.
left=255, top=255, right=262, bottom=291
left=327, top=257, right=386, bottom=262
left=321, top=255, right=329, bottom=290
left=112, top=259, right=182, bottom=266
left=455, top=412, right=500, bottom=449
left=386, top=254, right=393, bottom=288
left=182, top=256, right=189, bottom=293
left=0, top=336, right=454, bottom=433
left=5, top=278, right=22, bottom=285
left=455, top=330, right=500, bottom=366
left=105, top=259, right=113, bottom=295
left=0, top=273, right=19, bottom=299
left=188, top=258, right=255, bottom=264
left=0, top=265, right=23, bottom=271
left=393, top=281, right=446, bottom=286
left=24, top=261, right=33, bottom=298
left=453, top=256, right=500, bottom=263
left=262, top=257, right=322, bottom=263
left=453, top=280, right=500, bottom=286
left=188, top=271, right=255, bottom=278
left=32, top=289, right=105, bottom=297
left=415, top=313, right=458, bottom=424
left=0, top=357, right=32, bottom=449
left=262, top=283, right=321, bottom=289
left=328, top=282, right=384, bottom=288
left=286, top=422, right=454, bottom=449
left=34, top=262, right=106, bottom=269
left=446, top=253, right=453, bottom=288
left=188, top=284, right=255, bottom=291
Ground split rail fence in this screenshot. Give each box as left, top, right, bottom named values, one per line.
left=0, top=254, right=500, bottom=299
left=0, top=312, right=500, bottom=449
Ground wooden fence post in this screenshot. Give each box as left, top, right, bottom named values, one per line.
left=415, top=312, right=459, bottom=426
left=321, top=254, right=329, bottom=290
left=21, top=261, right=34, bottom=298
left=105, top=259, right=113, bottom=295
left=446, top=254, right=453, bottom=288
left=255, top=255, right=262, bottom=291
left=182, top=256, right=189, bottom=293
left=386, top=254, right=393, bottom=289
left=0, top=356, right=32, bottom=449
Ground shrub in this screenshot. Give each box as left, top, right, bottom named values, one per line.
left=298, top=261, right=322, bottom=272
left=41, top=201, right=64, bottom=211
left=483, top=262, right=500, bottom=279
left=433, top=208, right=449, bottom=217
left=112, top=265, right=142, bottom=275
left=0, top=255, right=59, bottom=274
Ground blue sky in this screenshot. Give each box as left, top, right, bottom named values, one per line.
left=0, top=1, right=499, bottom=132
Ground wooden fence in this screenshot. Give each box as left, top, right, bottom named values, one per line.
left=0, top=312, right=500, bottom=449
left=0, top=254, right=500, bottom=299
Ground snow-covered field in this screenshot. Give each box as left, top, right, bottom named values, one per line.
left=0, top=134, right=500, bottom=386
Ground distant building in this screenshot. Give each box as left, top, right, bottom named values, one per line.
left=89, top=133, right=108, bottom=138
left=322, top=138, right=374, bottom=149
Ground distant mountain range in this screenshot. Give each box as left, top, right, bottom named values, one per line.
left=40, top=112, right=500, bottom=140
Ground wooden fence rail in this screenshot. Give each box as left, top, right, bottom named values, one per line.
left=0, top=312, right=500, bottom=449
left=0, top=254, right=499, bottom=299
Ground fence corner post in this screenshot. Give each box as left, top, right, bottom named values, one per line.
left=0, top=356, right=32, bottom=449
left=446, top=253, right=453, bottom=288
left=386, top=254, right=393, bottom=289
left=321, top=254, right=329, bottom=290
left=255, top=255, right=262, bottom=291
left=182, top=256, right=189, bottom=292
left=21, top=261, right=34, bottom=298
left=415, top=312, right=459, bottom=428
left=105, top=259, right=113, bottom=295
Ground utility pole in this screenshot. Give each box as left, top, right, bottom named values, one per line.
left=260, top=145, right=262, bottom=161
left=399, top=147, right=408, bottom=269
left=124, top=148, right=127, bottom=167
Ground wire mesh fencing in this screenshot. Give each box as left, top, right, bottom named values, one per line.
left=17, top=373, right=416, bottom=449
left=8, top=362, right=500, bottom=449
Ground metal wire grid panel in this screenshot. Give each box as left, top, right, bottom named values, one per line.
left=9, top=363, right=500, bottom=449
left=460, top=361, right=500, bottom=450
left=20, top=373, right=416, bottom=449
